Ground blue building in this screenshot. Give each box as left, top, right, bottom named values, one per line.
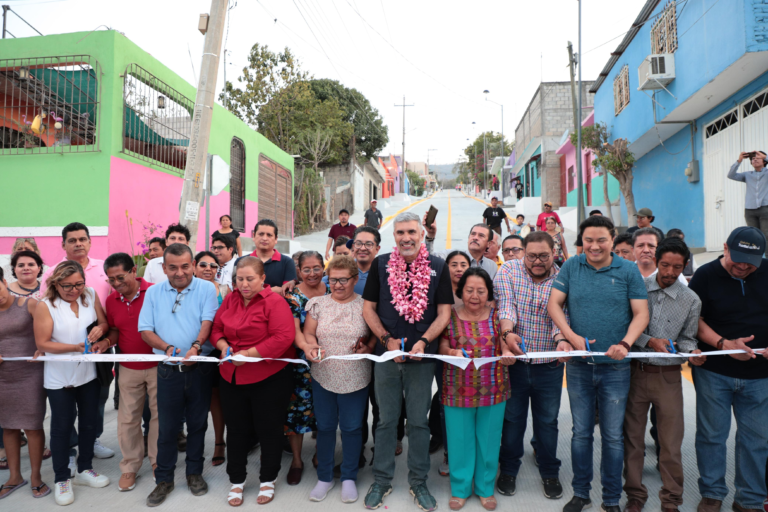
left=591, top=0, right=768, bottom=251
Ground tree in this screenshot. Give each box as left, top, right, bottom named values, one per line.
left=461, top=131, right=512, bottom=188
left=571, top=122, right=637, bottom=225
left=406, top=169, right=424, bottom=196
left=308, top=79, right=388, bottom=160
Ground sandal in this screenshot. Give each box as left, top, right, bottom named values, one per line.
left=32, top=482, right=51, bottom=498
left=449, top=497, right=467, bottom=511
left=227, top=483, right=244, bottom=507
left=395, top=441, right=403, bottom=456
left=257, top=480, right=275, bottom=505
left=0, top=458, right=7, bottom=471
left=43, top=448, right=52, bottom=461
left=0, top=479, right=28, bottom=500
left=479, top=496, right=497, bottom=511
left=212, top=443, right=226, bottom=467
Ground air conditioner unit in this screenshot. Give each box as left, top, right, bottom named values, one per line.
left=637, top=54, right=675, bottom=91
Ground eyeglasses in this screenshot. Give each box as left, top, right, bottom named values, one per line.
left=301, top=267, right=324, bottom=275
left=503, top=247, right=524, bottom=254
left=211, top=245, right=227, bottom=251
left=107, top=274, right=130, bottom=284
left=197, top=262, right=219, bottom=270
left=525, top=253, right=551, bottom=262
left=329, top=274, right=358, bottom=285
left=58, top=281, right=85, bottom=291
left=172, top=292, right=186, bottom=313
left=353, top=241, right=376, bottom=249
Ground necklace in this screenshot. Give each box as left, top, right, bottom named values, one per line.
left=17, top=281, right=40, bottom=293
left=387, top=244, right=431, bottom=323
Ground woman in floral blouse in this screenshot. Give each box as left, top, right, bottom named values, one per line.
left=439, top=267, right=515, bottom=511
left=301, top=255, right=375, bottom=504
left=282, top=251, right=328, bottom=485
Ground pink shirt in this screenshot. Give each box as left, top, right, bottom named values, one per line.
left=40, top=257, right=110, bottom=309
left=536, top=211, right=562, bottom=231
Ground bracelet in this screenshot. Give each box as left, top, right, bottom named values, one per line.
left=425, top=236, right=435, bottom=242
left=501, top=329, right=514, bottom=342
left=618, top=341, right=632, bottom=352
left=191, top=341, right=202, bottom=354
left=418, top=337, right=429, bottom=346
left=380, top=333, right=392, bottom=347
left=555, top=338, right=569, bottom=345
left=716, top=337, right=725, bottom=350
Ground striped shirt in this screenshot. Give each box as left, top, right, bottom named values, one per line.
left=494, top=258, right=564, bottom=364
left=632, top=275, right=701, bottom=365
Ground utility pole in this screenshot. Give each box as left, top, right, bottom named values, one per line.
left=395, top=95, right=414, bottom=192
left=568, top=39, right=585, bottom=228
left=179, top=0, right=228, bottom=249
left=2, top=5, right=8, bottom=39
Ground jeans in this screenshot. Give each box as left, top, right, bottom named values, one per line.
left=155, top=363, right=213, bottom=483
left=693, top=367, right=768, bottom=509
left=47, top=378, right=102, bottom=483
left=66, top=380, right=109, bottom=454
left=745, top=205, right=768, bottom=245
left=500, top=361, right=564, bottom=478
left=312, top=380, right=368, bottom=482
left=373, top=360, right=434, bottom=487
left=566, top=361, right=631, bottom=507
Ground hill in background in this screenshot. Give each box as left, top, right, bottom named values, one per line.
left=430, top=163, right=456, bottom=180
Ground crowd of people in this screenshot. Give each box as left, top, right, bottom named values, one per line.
left=0, top=201, right=767, bottom=512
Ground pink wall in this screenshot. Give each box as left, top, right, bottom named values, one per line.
left=556, top=112, right=598, bottom=194
left=0, top=236, right=110, bottom=268
left=108, top=156, right=258, bottom=257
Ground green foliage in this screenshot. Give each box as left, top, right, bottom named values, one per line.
left=461, top=132, right=512, bottom=185
left=406, top=169, right=424, bottom=196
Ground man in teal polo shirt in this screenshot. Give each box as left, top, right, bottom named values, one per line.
left=547, top=215, right=649, bottom=512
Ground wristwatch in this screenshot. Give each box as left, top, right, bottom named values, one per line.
left=191, top=341, right=202, bottom=355
left=716, top=337, right=725, bottom=350
left=618, top=341, right=632, bottom=352
left=165, top=345, right=176, bottom=356
left=501, top=329, right=514, bottom=342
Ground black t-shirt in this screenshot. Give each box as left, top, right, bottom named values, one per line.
left=363, top=256, right=454, bottom=305
left=688, top=256, right=768, bottom=380
left=482, top=207, right=506, bottom=228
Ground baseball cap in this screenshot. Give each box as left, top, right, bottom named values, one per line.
left=726, top=226, right=766, bottom=267
left=635, top=207, right=653, bottom=217
left=544, top=201, right=553, bottom=207
left=371, top=199, right=377, bottom=203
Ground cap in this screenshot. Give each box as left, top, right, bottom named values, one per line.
left=544, top=201, right=553, bottom=207
left=371, top=199, right=377, bottom=203
left=726, top=226, right=766, bottom=267
left=635, top=207, right=653, bottom=217
left=346, top=239, right=355, bottom=249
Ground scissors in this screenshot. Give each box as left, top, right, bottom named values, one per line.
left=461, top=348, right=470, bottom=358
left=519, top=336, right=528, bottom=356
left=584, top=336, right=591, bottom=353
left=225, top=346, right=234, bottom=364
left=401, top=338, right=405, bottom=352
left=83, top=338, right=91, bottom=355
left=667, top=338, right=677, bottom=354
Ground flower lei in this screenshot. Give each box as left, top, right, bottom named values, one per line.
left=387, top=243, right=431, bottom=324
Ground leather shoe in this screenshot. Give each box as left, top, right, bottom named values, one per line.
left=697, top=498, right=722, bottom=512
left=286, top=463, right=304, bottom=486
left=186, top=474, right=208, bottom=496
left=624, top=499, right=643, bottom=512
left=731, top=503, right=763, bottom=512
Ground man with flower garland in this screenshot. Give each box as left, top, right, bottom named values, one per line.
left=362, top=211, right=454, bottom=511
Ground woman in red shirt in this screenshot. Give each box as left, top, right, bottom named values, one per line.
left=212, top=257, right=295, bottom=506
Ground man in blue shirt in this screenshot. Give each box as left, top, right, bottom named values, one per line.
left=138, top=243, right=218, bottom=507
left=547, top=215, right=649, bottom=512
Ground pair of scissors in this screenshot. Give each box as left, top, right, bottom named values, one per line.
left=519, top=337, right=528, bottom=356
left=83, top=338, right=91, bottom=354
left=667, top=338, right=677, bottom=354
left=225, top=346, right=234, bottom=364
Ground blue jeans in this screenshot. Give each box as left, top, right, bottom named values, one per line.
left=693, top=367, right=768, bottom=509
left=566, top=361, right=630, bottom=507
left=312, top=379, right=368, bottom=482
left=47, top=378, right=102, bottom=483
left=155, top=364, right=213, bottom=483
left=373, top=360, right=434, bottom=487
left=500, top=361, right=564, bottom=478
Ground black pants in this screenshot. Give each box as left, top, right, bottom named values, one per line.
left=220, top=366, right=293, bottom=484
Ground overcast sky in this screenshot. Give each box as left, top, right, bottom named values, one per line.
left=5, top=0, right=648, bottom=165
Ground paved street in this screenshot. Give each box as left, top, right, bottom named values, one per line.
left=6, top=192, right=739, bottom=512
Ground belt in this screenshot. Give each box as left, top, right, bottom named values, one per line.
left=164, top=362, right=199, bottom=373
left=631, top=360, right=681, bottom=373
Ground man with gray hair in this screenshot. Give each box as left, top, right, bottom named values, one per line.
left=423, top=213, right=498, bottom=279
left=362, top=211, right=454, bottom=511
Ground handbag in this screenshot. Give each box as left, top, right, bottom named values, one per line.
left=86, top=320, right=114, bottom=387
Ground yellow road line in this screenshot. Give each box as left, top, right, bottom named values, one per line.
left=379, top=191, right=438, bottom=228
left=446, top=191, right=452, bottom=250
left=459, top=189, right=515, bottom=221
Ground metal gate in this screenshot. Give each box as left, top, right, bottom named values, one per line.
left=229, top=138, right=245, bottom=232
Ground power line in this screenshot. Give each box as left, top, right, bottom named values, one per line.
left=379, top=0, right=393, bottom=43
left=679, top=0, right=721, bottom=39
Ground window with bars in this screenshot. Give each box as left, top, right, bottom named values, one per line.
left=122, top=64, right=194, bottom=174
left=0, top=55, right=100, bottom=154
left=743, top=91, right=768, bottom=118
left=651, top=1, right=678, bottom=55
left=229, top=137, right=246, bottom=232
left=614, top=65, right=630, bottom=116
left=705, top=110, right=738, bottom=138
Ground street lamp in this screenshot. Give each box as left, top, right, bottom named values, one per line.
left=483, top=90, right=504, bottom=199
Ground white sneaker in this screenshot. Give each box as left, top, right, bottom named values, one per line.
left=74, top=469, right=110, bottom=488
left=93, top=439, right=115, bottom=459
left=55, top=480, right=74, bottom=506
left=68, top=456, right=77, bottom=478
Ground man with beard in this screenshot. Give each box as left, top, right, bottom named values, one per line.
left=424, top=217, right=498, bottom=280
left=362, top=212, right=453, bottom=511
left=494, top=231, right=567, bottom=500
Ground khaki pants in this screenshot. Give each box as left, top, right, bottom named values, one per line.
left=623, top=363, right=685, bottom=508
left=117, top=366, right=159, bottom=474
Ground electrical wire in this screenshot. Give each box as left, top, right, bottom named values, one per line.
left=679, top=0, right=721, bottom=39
left=379, top=0, right=393, bottom=43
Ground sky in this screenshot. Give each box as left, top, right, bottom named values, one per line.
left=4, top=0, right=649, bottom=166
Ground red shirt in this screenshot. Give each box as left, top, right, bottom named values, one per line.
left=328, top=222, right=357, bottom=241
left=536, top=211, right=562, bottom=231
left=211, top=287, right=296, bottom=385
left=106, top=278, right=156, bottom=370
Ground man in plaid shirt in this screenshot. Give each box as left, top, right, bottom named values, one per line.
left=493, top=231, right=566, bottom=501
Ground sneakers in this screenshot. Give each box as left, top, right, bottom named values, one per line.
left=187, top=474, right=208, bottom=496
left=54, top=480, right=74, bottom=506
left=496, top=474, right=516, bottom=496
left=74, top=469, right=110, bottom=488
left=563, top=496, right=593, bottom=512
left=410, top=483, right=437, bottom=512
left=309, top=480, right=335, bottom=502
left=364, top=482, right=393, bottom=510
left=147, top=481, right=175, bottom=507
left=601, top=505, right=620, bottom=512
left=93, top=439, right=115, bottom=459
left=118, top=473, right=137, bottom=492
left=543, top=478, right=563, bottom=499
left=439, top=456, right=449, bottom=477
left=68, top=456, right=77, bottom=478
left=341, top=480, right=358, bottom=503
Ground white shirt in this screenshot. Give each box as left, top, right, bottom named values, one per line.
left=636, top=262, right=688, bottom=286
left=42, top=289, right=98, bottom=389
left=215, top=257, right=235, bottom=291
left=143, top=257, right=167, bottom=284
